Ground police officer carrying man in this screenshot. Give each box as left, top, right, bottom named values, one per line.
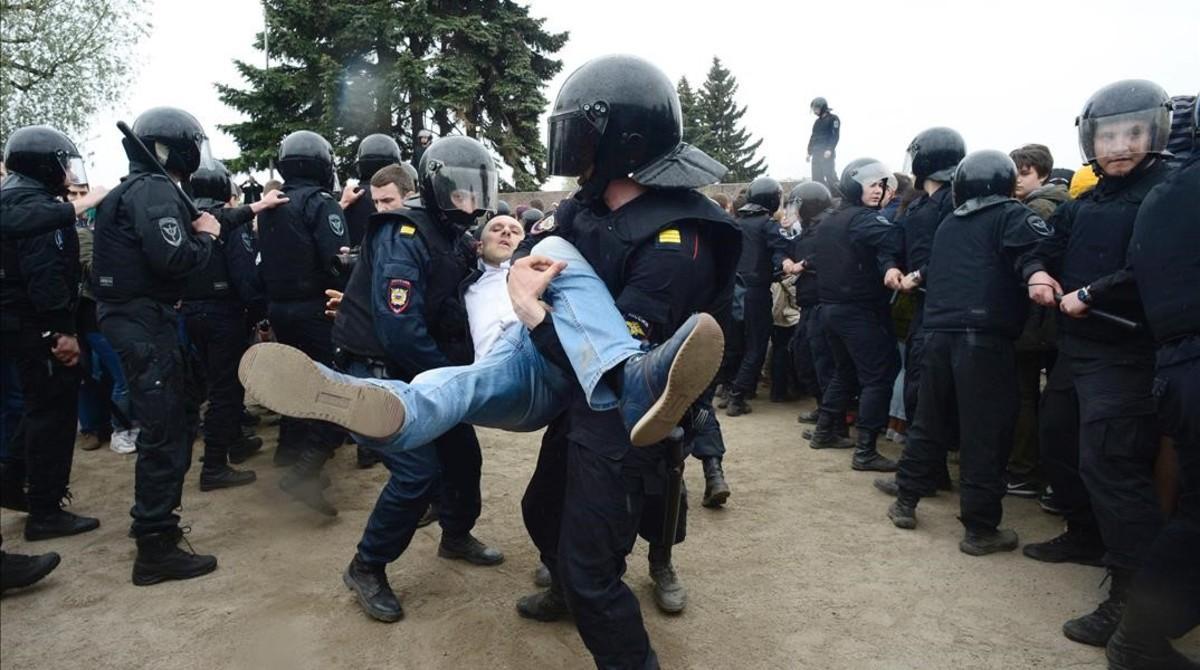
left=782, top=181, right=834, bottom=423
left=329, top=137, right=503, bottom=623
left=340, top=133, right=403, bottom=247
left=725, top=176, right=790, bottom=417
left=807, top=97, right=840, bottom=190
left=182, top=162, right=288, bottom=491
left=92, top=106, right=222, bottom=585
left=887, top=150, right=1053, bottom=556
left=256, top=130, right=351, bottom=515
left=1023, top=80, right=1173, bottom=649
left=508, top=54, right=739, bottom=669
left=808, top=159, right=904, bottom=472
left=0, top=126, right=106, bottom=539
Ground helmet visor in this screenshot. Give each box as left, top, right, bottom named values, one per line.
left=547, top=109, right=604, bottom=177
left=851, top=161, right=897, bottom=192
left=430, top=164, right=498, bottom=214
left=198, top=139, right=218, bottom=172
left=63, top=155, right=88, bottom=186
left=1079, top=108, right=1170, bottom=163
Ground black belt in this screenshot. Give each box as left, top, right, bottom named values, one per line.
left=333, top=348, right=393, bottom=380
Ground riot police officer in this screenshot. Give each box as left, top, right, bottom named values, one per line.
left=256, top=130, right=351, bottom=515
left=725, top=176, right=790, bottom=416
left=341, top=133, right=403, bottom=246
left=92, top=106, right=222, bottom=584
left=509, top=54, right=739, bottom=669
left=896, top=127, right=965, bottom=422
left=807, top=97, right=840, bottom=189
left=808, top=159, right=904, bottom=472
left=519, top=207, right=544, bottom=233
left=782, top=181, right=834, bottom=422
left=889, top=151, right=1052, bottom=556
left=330, top=136, right=503, bottom=623
left=0, top=126, right=102, bottom=540
left=182, top=162, right=287, bottom=491
left=1023, top=79, right=1173, bottom=649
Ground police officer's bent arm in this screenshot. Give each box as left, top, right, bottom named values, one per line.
left=18, top=232, right=77, bottom=337
left=0, top=197, right=75, bottom=240
left=850, top=212, right=903, bottom=276
left=135, top=178, right=214, bottom=278
left=314, top=197, right=352, bottom=280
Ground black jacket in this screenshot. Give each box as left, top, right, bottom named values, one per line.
left=0, top=174, right=81, bottom=336
left=807, top=113, right=840, bottom=155
left=734, top=210, right=791, bottom=288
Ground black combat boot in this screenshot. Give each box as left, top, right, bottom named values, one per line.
left=199, top=464, right=257, bottom=492
left=343, top=554, right=403, bottom=622
left=796, top=408, right=819, bottom=424
left=1106, top=597, right=1199, bottom=670
left=132, top=529, right=217, bottom=586
left=1022, top=524, right=1106, bottom=567
left=24, top=507, right=100, bottom=541
left=438, top=532, right=504, bottom=566
left=851, top=430, right=896, bottom=472
left=648, top=544, right=687, bottom=614
left=517, top=582, right=571, bottom=622
left=1, top=549, right=60, bottom=593
left=228, top=435, right=264, bottom=464
left=279, top=447, right=337, bottom=516
left=725, top=390, right=752, bottom=417
left=1064, top=569, right=1132, bottom=647
left=701, top=457, right=731, bottom=508
left=808, top=411, right=853, bottom=449
left=959, top=528, right=1019, bottom=556
left=887, top=492, right=919, bottom=529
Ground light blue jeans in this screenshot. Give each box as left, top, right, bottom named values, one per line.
left=358, top=236, right=644, bottom=454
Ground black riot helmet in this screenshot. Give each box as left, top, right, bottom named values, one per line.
left=904, top=127, right=966, bottom=188
left=416, top=135, right=498, bottom=227
left=126, top=106, right=210, bottom=177
left=355, top=133, right=402, bottom=180
left=496, top=200, right=511, bottom=216
left=190, top=160, right=233, bottom=201
left=786, top=181, right=833, bottom=222
left=520, top=208, right=544, bottom=232
left=3, top=125, right=86, bottom=194
left=1076, top=79, right=1171, bottom=167
left=547, top=54, right=726, bottom=197
left=839, top=158, right=896, bottom=208
left=398, top=161, right=419, bottom=185
left=278, top=130, right=336, bottom=190
left=810, top=97, right=829, bottom=115
left=952, top=150, right=1016, bottom=211
left=739, top=176, right=783, bottom=215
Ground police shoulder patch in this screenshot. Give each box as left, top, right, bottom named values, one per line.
left=240, top=230, right=254, bottom=252
left=833, top=120, right=840, bottom=129
left=1026, top=214, right=1053, bottom=237
left=328, top=213, right=345, bottom=237
left=387, top=278, right=412, bottom=314
left=530, top=214, right=556, bottom=235
left=399, top=224, right=416, bottom=237
left=54, top=229, right=65, bottom=250
left=875, top=215, right=891, bottom=225
left=657, top=227, right=682, bottom=246
left=158, top=217, right=183, bottom=247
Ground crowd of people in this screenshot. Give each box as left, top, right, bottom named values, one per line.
left=0, top=51, right=1196, bottom=670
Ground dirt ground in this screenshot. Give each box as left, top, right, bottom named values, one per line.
left=1, top=397, right=1196, bottom=670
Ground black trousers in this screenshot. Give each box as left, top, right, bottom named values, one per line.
left=896, top=332, right=1018, bottom=532
left=522, top=418, right=660, bottom=670
left=819, top=302, right=900, bottom=434
left=1071, top=350, right=1162, bottom=571
left=1038, top=355, right=1098, bottom=533
left=1137, top=339, right=1199, bottom=637
left=99, top=299, right=201, bottom=536
left=769, top=324, right=798, bottom=401
left=688, top=390, right=726, bottom=461
left=3, top=333, right=81, bottom=514
left=268, top=298, right=343, bottom=458
left=182, top=300, right=247, bottom=468
left=731, top=285, right=772, bottom=396
left=812, top=153, right=838, bottom=190
left=902, top=298, right=926, bottom=422
left=791, top=306, right=826, bottom=399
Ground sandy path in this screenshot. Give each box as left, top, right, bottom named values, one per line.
left=2, top=398, right=1196, bottom=669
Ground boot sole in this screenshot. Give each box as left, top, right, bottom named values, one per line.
left=959, top=539, right=1019, bottom=557
left=343, top=569, right=403, bottom=622
left=701, top=489, right=730, bottom=508
left=238, top=343, right=405, bottom=439
left=630, top=314, right=725, bottom=447
left=653, top=591, right=687, bottom=614
left=1021, top=545, right=1106, bottom=567
left=852, top=461, right=898, bottom=472
left=132, top=560, right=217, bottom=586
left=199, top=475, right=258, bottom=492
left=437, top=545, right=505, bottom=566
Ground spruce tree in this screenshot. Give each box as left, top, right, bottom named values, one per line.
left=676, top=76, right=708, bottom=149
left=695, top=57, right=766, bottom=181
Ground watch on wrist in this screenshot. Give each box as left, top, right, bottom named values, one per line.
left=1077, top=286, right=1092, bottom=304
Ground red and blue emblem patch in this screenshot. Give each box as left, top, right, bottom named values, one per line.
left=388, top=279, right=411, bottom=314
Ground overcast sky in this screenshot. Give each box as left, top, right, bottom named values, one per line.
left=82, top=0, right=1199, bottom=188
